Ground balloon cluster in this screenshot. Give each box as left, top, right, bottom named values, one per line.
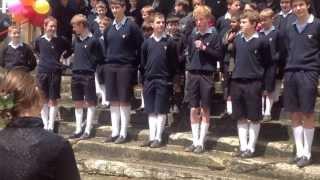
left=7, top=0, right=50, bottom=26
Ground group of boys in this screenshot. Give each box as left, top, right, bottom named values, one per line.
left=0, top=0, right=319, bottom=168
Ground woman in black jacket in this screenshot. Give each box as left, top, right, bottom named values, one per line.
left=0, top=69, right=80, bottom=180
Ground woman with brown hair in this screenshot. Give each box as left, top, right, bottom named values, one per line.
left=0, top=69, right=80, bottom=180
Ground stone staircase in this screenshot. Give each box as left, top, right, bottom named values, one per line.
left=56, top=111, right=320, bottom=180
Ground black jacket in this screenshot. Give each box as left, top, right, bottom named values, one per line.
left=0, top=117, right=80, bottom=180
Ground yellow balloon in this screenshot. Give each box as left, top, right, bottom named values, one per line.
left=33, top=0, right=50, bottom=14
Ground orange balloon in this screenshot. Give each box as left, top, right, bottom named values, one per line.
left=21, top=0, right=35, bottom=6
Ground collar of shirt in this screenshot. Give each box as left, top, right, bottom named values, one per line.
left=224, top=12, right=231, bottom=20
left=113, top=16, right=127, bottom=30
left=79, top=31, right=93, bottom=41
left=293, top=14, right=315, bottom=25
left=260, top=26, right=275, bottom=35
left=279, top=10, right=292, bottom=18
left=41, top=34, right=57, bottom=42
left=241, top=32, right=259, bottom=42
left=94, top=16, right=102, bottom=23
left=150, top=33, right=167, bottom=42
left=195, top=27, right=213, bottom=36
left=8, top=41, right=23, bottom=49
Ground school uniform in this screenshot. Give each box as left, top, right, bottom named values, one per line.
left=283, top=14, right=320, bottom=164
left=231, top=32, right=270, bottom=156
left=70, top=32, right=104, bottom=139
left=231, top=32, right=270, bottom=122
left=140, top=34, right=177, bottom=146
left=71, top=32, right=104, bottom=103
left=185, top=27, right=223, bottom=108
left=141, top=34, right=177, bottom=114
left=103, top=17, right=144, bottom=102
left=34, top=35, right=71, bottom=100
left=273, top=10, right=296, bottom=35
left=103, top=17, right=144, bottom=142
left=259, top=26, right=282, bottom=92
left=283, top=15, right=320, bottom=114
left=216, top=12, right=231, bottom=38
left=0, top=42, right=36, bottom=71
left=34, top=34, right=72, bottom=131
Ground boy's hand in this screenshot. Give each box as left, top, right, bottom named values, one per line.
left=228, top=32, right=236, bottom=42
left=194, top=40, right=206, bottom=51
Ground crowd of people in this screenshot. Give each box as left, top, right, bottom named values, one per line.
left=0, top=1, right=319, bottom=179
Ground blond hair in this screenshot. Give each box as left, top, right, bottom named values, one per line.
left=240, top=10, right=260, bottom=24
left=193, top=5, right=212, bottom=19
left=260, top=8, right=274, bottom=18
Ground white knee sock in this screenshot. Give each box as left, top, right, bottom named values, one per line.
left=100, top=86, right=108, bottom=106
left=110, top=106, right=120, bottom=137
left=48, top=106, right=57, bottom=131
left=261, top=97, right=265, bottom=115
left=155, top=114, right=166, bottom=142
left=120, top=106, right=131, bottom=138
left=265, top=96, right=272, bottom=116
left=303, top=128, right=315, bottom=159
left=41, top=104, right=49, bottom=130
left=191, top=123, right=200, bottom=146
left=148, top=114, right=157, bottom=141
left=293, top=126, right=304, bottom=158
left=248, top=122, right=261, bottom=153
left=226, top=100, right=232, bottom=114
left=75, top=108, right=84, bottom=134
left=95, top=74, right=102, bottom=94
left=199, top=122, right=209, bottom=147
left=140, top=93, right=145, bottom=108
left=237, top=122, right=249, bottom=152
left=85, top=107, right=96, bottom=134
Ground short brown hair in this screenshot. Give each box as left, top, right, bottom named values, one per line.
left=8, top=25, right=20, bottom=33
left=141, top=5, right=155, bottom=14
left=291, top=0, right=310, bottom=5
left=193, top=5, right=212, bottom=19
left=227, top=0, right=240, bottom=5
left=44, top=16, right=57, bottom=27
left=0, top=69, right=43, bottom=121
left=240, top=10, right=260, bottom=24
left=260, top=8, right=274, bottom=18
left=70, top=14, right=88, bottom=27
left=96, top=1, right=107, bottom=8
left=151, top=12, right=165, bottom=22
left=108, top=0, right=126, bottom=6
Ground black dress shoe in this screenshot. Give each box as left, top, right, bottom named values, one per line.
left=297, top=156, right=312, bottom=168
left=68, top=132, right=82, bottom=139
left=104, top=135, right=118, bottom=143
left=233, top=150, right=246, bottom=157
left=114, top=136, right=127, bottom=144
left=184, top=144, right=196, bottom=152
left=288, top=156, right=302, bottom=164
left=150, top=140, right=162, bottom=148
left=193, top=145, right=205, bottom=154
left=140, top=140, right=153, bottom=147
left=240, top=150, right=254, bottom=158
left=79, top=133, right=92, bottom=140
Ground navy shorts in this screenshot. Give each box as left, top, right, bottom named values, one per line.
left=143, top=79, right=172, bottom=114
left=230, top=79, right=263, bottom=122
left=103, top=64, right=137, bottom=102
left=37, top=72, right=61, bottom=100
left=71, top=71, right=97, bottom=103
left=186, top=71, right=214, bottom=108
left=283, top=71, right=319, bottom=113
left=264, top=64, right=277, bottom=92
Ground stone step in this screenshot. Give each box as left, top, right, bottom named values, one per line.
left=77, top=154, right=271, bottom=180
left=71, top=137, right=320, bottom=180
left=57, top=121, right=320, bottom=160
